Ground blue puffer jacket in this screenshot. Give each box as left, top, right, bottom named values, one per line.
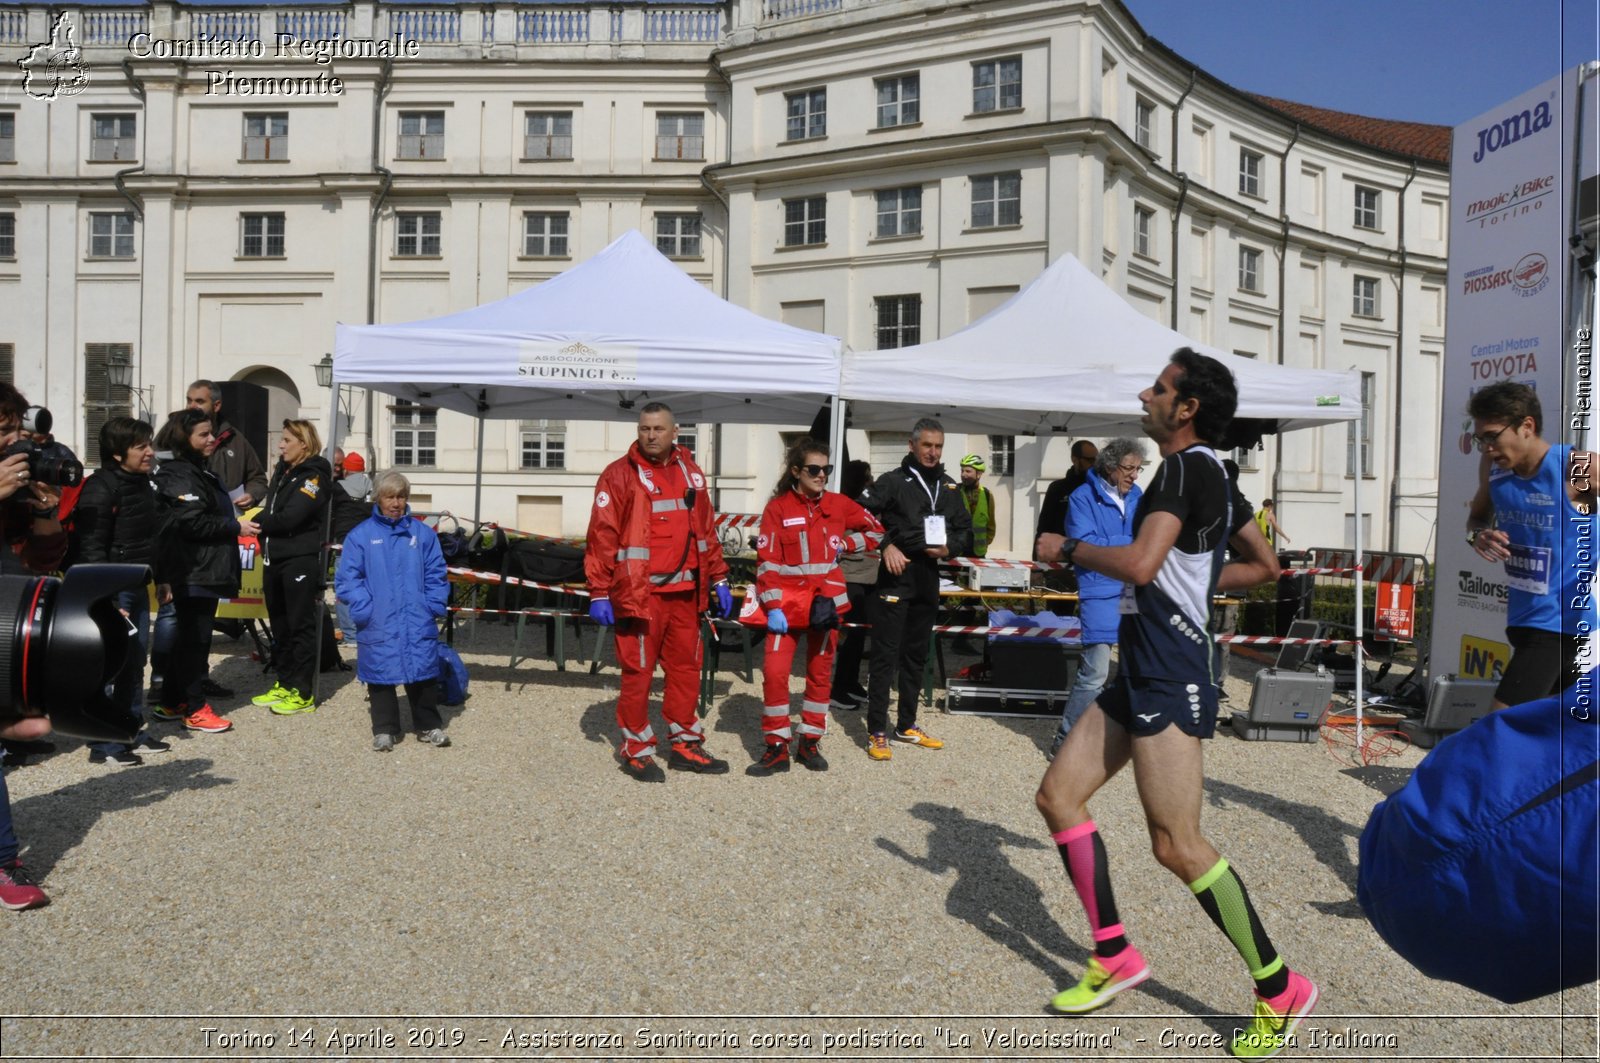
left=335, top=505, right=449, bottom=685
left=1067, top=470, right=1140, bottom=644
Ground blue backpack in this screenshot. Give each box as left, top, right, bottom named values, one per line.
left=436, top=642, right=469, bottom=706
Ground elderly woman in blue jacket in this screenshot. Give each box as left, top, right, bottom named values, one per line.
left=335, top=470, right=452, bottom=752
left=1050, top=437, right=1147, bottom=759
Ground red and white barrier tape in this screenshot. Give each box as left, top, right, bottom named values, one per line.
left=446, top=566, right=589, bottom=598
left=448, top=605, right=587, bottom=619
left=1215, top=635, right=1356, bottom=647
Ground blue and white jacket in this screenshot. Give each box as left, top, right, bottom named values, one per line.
left=335, top=505, right=449, bottom=686
left=1066, top=470, right=1141, bottom=644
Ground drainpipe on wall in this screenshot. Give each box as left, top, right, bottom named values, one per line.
left=365, top=58, right=395, bottom=462
left=117, top=59, right=147, bottom=414
left=1272, top=122, right=1301, bottom=514
left=1168, top=69, right=1196, bottom=329
left=1388, top=159, right=1418, bottom=552
left=704, top=51, right=735, bottom=509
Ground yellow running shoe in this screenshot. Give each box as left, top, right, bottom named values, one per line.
left=867, top=733, right=893, bottom=761
left=268, top=690, right=316, bottom=716
left=251, top=683, right=292, bottom=707
left=893, top=726, right=944, bottom=749
left=1230, top=970, right=1318, bottom=1059
left=1049, top=945, right=1149, bottom=1013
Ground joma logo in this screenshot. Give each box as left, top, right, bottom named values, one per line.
left=1472, top=100, right=1552, bottom=163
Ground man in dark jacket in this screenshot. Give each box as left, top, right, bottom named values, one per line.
left=858, top=417, right=971, bottom=761
left=70, top=417, right=175, bottom=766
left=1035, top=439, right=1098, bottom=544
left=186, top=380, right=267, bottom=510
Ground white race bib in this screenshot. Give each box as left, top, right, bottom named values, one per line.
left=1118, top=583, right=1138, bottom=614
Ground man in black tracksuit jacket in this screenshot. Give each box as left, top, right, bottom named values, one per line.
left=858, top=417, right=972, bottom=757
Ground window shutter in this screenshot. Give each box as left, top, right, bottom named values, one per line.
left=0, top=343, right=14, bottom=383
left=83, top=343, right=133, bottom=466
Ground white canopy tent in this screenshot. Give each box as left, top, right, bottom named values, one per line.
left=333, top=229, right=843, bottom=427
left=838, top=252, right=1361, bottom=436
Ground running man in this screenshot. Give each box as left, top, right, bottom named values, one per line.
left=1034, top=349, right=1313, bottom=1059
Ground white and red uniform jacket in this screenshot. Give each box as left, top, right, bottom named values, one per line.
left=585, top=442, right=728, bottom=620
left=744, top=489, right=881, bottom=630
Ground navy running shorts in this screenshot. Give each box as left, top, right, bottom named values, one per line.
left=1097, top=671, right=1219, bottom=739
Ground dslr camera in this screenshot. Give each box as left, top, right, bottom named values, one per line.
left=0, top=564, right=150, bottom=742
left=4, top=406, right=84, bottom=488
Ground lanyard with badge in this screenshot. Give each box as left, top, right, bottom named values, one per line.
left=911, top=470, right=947, bottom=547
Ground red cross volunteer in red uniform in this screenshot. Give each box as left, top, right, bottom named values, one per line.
left=586, top=402, right=734, bottom=781
left=741, top=438, right=882, bottom=775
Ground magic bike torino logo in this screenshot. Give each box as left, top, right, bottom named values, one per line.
left=1463, top=173, right=1554, bottom=229
left=17, top=13, right=90, bottom=100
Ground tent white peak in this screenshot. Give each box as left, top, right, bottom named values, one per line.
left=333, top=229, right=843, bottom=425
left=840, top=252, right=1360, bottom=437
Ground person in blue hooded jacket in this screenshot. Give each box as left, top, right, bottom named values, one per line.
left=335, top=470, right=452, bottom=752
left=1047, top=437, right=1146, bottom=758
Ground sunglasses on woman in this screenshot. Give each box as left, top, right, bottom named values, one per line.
left=798, top=463, right=835, bottom=477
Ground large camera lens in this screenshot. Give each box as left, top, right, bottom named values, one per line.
left=0, top=564, right=150, bottom=742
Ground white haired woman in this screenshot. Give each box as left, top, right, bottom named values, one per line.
left=334, top=470, right=452, bottom=751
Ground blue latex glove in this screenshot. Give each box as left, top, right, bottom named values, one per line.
left=715, top=582, right=734, bottom=619
left=765, top=609, right=788, bottom=634
left=588, top=599, right=614, bottom=626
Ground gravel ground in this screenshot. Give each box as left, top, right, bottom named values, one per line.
left=2, top=621, right=1594, bottom=1061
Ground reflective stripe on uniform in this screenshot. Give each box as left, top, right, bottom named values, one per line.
left=762, top=708, right=793, bottom=740
left=771, top=562, right=833, bottom=576
left=616, top=547, right=650, bottom=562
left=667, top=717, right=704, bottom=740
left=759, top=588, right=785, bottom=604
left=651, top=498, right=688, bottom=513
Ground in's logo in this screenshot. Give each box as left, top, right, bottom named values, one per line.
left=19, top=13, right=89, bottom=100
left=1459, top=635, right=1510, bottom=681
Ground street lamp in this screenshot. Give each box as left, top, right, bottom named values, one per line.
left=313, top=352, right=335, bottom=390
left=313, top=352, right=357, bottom=448
left=104, top=348, right=154, bottom=420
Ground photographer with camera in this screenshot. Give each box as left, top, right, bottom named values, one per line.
left=0, top=382, right=69, bottom=909
left=0, top=388, right=72, bottom=578
left=70, top=417, right=176, bottom=767
left=152, top=409, right=258, bottom=735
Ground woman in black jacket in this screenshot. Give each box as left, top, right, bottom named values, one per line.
left=71, top=416, right=175, bottom=764
left=249, top=419, right=332, bottom=715
left=153, top=409, right=257, bottom=734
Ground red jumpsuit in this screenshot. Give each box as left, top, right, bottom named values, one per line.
left=585, top=443, right=728, bottom=759
left=745, top=488, right=880, bottom=746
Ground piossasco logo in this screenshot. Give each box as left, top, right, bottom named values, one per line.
left=1460, top=252, right=1551, bottom=300
left=17, top=12, right=90, bottom=100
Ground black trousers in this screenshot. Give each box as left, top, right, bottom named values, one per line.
left=866, top=562, right=939, bottom=735
left=263, top=553, right=322, bottom=698
left=832, top=581, right=875, bottom=695
left=368, top=682, right=443, bottom=735
left=162, top=596, right=217, bottom=711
